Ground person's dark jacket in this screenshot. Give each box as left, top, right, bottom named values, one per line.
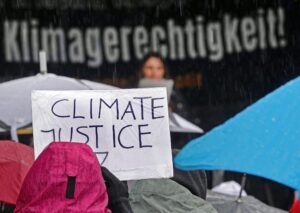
left=102, top=167, right=134, bottom=213
left=171, top=149, right=207, bottom=199
left=170, top=89, right=190, bottom=119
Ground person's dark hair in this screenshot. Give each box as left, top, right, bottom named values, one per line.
left=138, top=52, right=170, bottom=79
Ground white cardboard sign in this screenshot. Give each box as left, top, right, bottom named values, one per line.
left=32, top=88, right=173, bottom=180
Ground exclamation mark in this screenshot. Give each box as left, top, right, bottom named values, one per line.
left=278, top=7, right=287, bottom=47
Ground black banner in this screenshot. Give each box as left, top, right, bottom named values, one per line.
left=1, top=0, right=300, bottom=123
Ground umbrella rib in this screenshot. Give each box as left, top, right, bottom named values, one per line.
left=76, top=79, right=92, bottom=90
left=0, top=120, right=10, bottom=130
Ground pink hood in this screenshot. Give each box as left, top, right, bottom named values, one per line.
left=15, top=142, right=111, bottom=213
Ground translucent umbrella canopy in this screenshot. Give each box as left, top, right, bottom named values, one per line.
left=206, top=191, right=286, bottom=213
left=0, top=140, right=34, bottom=204
left=169, top=112, right=203, bottom=133
left=0, top=74, right=203, bottom=139
left=0, top=73, right=117, bottom=132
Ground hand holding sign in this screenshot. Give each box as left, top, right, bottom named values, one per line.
left=32, top=88, right=173, bottom=180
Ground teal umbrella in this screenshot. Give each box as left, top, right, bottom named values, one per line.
left=175, top=76, right=300, bottom=190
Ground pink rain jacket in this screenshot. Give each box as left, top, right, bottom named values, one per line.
left=15, top=142, right=111, bottom=213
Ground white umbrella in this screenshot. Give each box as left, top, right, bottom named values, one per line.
left=0, top=73, right=117, bottom=140
left=0, top=74, right=203, bottom=139
left=169, top=112, right=204, bottom=133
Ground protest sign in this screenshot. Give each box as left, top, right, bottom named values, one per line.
left=32, top=88, right=173, bottom=180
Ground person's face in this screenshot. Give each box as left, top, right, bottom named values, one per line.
left=142, top=57, right=165, bottom=80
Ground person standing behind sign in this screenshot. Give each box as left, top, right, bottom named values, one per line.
left=135, top=53, right=208, bottom=198
left=137, top=52, right=197, bottom=151
left=139, top=52, right=168, bottom=80
left=137, top=52, right=189, bottom=119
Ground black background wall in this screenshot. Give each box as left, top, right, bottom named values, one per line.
left=1, top=0, right=299, bottom=131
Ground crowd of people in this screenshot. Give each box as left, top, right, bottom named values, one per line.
left=0, top=52, right=297, bottom=212
left=1, top=52, right=212, bottom=213
left=12, top=142, right=211, bottom=213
